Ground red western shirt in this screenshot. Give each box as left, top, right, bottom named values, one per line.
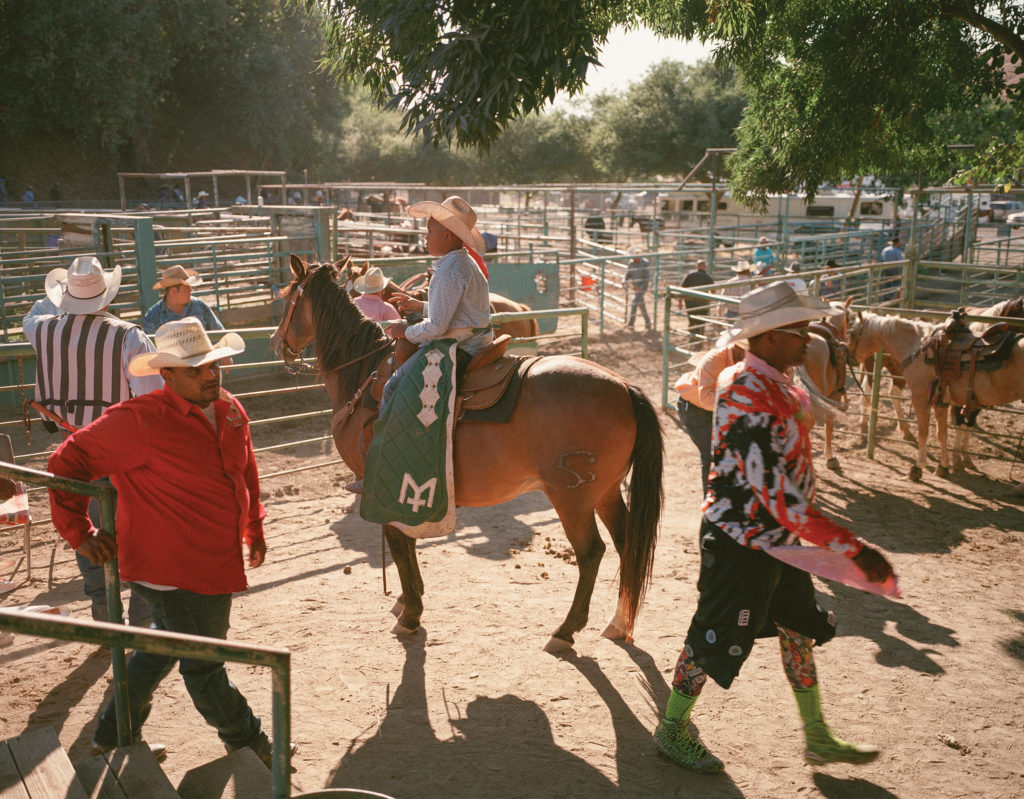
left=48, top=385, right=266, bottom=594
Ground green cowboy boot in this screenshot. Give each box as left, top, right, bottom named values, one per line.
left=653, top=689, right=725, bottom=773
left=794, top=684, right=880, bottom=765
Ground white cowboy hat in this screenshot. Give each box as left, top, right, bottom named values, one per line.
left=129, top=317, right=245, bottom=376
left=627, top=245, right=642, bottom=256
left=44, top=256, right=122, bottom=314
left=717, top=282, right=833, bottom=346
left=153, top=264, right=202, bottom=290
left=407, top=195, right=486, bottom=253
left=731, top=259, right=752, bottom=273
left=353, top=266, right=391, bottom=294
left=758, top=236, right=771, bottom=244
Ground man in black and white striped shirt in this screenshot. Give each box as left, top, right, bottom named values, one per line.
left=24, top=255, right=162, bottom=624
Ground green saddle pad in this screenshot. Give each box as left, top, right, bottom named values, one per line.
left=360, top=340, right=458, bottom=538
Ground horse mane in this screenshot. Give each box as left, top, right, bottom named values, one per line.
left=306, top=263, right=391, bottom=397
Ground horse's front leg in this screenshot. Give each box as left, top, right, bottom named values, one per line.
left=544, top=503, right=606, bottom=654
left=383, top=525, right=424, bottom=634
left=909, top=395, right=932, bottom=482
left=891, top=378, right=917, bottom=443
left=934, top=405, right=952, bottom=478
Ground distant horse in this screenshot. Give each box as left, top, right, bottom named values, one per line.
left=271, top=256, right=663, bottom=649
left=342, top=261, right=540, bottom=341
left=847, top=310, right=1024, bottom=489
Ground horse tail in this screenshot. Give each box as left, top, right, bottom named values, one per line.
left=619, top=384, right=663, bottom=641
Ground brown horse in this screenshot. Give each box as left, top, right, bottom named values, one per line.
left=798, top=303, right=851, bottom=472
left=270, top=256, right=663, bottom=650
left=847, top=309, right=1024, bottom=490
left=342, top=261, right=539, bottom=341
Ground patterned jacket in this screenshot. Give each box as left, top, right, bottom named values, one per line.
left=702, top=352, right=863, bottom=555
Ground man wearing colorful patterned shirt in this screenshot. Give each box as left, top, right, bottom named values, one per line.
left=653, top=282, right=895, bottom=774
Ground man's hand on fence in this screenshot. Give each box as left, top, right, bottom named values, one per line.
left=77, top=530, right=117, bottom=565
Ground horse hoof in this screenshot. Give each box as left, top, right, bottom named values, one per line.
left=909, top=466, right=923, bottom=482
left=601, top=620, right=628, bottom=641
left=543, top=636, right=575, bottom=654
left=936, top=465, right=950, bottom=478
left=392, top=620, right=419, bottom=636
left=826, top=457, right=841, bottom=473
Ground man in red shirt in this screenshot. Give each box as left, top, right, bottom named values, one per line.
left=47, top=317, right=282, bottom=766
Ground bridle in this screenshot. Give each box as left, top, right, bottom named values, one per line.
left=276, top=264, right=397, bottom=378
left=277, top=269, right=318, bottom=375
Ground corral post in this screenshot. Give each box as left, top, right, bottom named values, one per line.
left=98, top=486, right=132, bottom=747
left=134, top=217, right=158, bottom=313
left=271, top=656, right=292, bottom=799
left=866, top=351, right=885, bottom=459
left=662, top=290, right=671, bottom=409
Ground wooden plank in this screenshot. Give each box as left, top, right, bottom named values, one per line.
left=0, top=741, right=31, bottom=799
left=103, top=743, right=178, bottom=799
left=176, top=748, right=272, bottom=799
left=73, top=754, right=127, bottom=799
left=6, top=727, right=88, bottom=799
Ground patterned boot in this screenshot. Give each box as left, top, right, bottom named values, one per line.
left=653, top=689, right=724, bottom=773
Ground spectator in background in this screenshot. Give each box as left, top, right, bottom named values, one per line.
left=353, top=267, right=401, bottom=323
left=142, top=265, right=225, bottom=335
left=879, top=238, right=904, bottom=298
left=880, top=238, right=904, bottom=262
left=624, top=247, right=652, bottom=331
left=49, top=182, right=62, bottom=203
left=0, top=177, right=7, bottom=206
left=22, top=186, right=36, bottom=207
left=681, top=258, right=715, bottom=340
left=783, top=262, right=808, bottom=294
left=753, top=236, right=777, bottom=276
left=196, top=190, right=210, bottom=209
left=721, top=260, right=753, bottom=319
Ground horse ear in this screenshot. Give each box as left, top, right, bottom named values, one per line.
left=290, top=254, right=306, bottom=279
left=333, top=255, right=350, bottom=272
left=844, top=296, right=853, bottom=309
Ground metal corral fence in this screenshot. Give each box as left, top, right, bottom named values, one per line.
left=663, top=262, right=1024, bottom=475
left=0, top=457, right=294, bottom=797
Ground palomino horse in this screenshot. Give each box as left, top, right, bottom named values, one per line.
left=341, top=261, right=540, bottom=341
left=848, top=310, right=1024, bottom=489
left=271, top=256, right=663, bottom=650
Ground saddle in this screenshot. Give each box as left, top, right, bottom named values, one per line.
left=920, top=307, right=1020, bottom=412
left=808, top=318, right=848, bottom=397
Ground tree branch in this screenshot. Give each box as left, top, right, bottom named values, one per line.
left=940, top=3, right=1024, bottom=64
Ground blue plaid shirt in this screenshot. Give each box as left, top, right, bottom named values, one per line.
left=142, top=298, right=225, bottom=335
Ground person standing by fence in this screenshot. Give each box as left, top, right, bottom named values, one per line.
left=624, top=247, right=652, bottom=331
left=24, top=256, right=162, bottom=625
left=47, top=318, right=289, bottom=767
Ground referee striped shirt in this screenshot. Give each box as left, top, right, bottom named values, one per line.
left=24, top=309, right=162, bottom=429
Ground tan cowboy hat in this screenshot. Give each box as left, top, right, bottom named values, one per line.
left=407, top=195, right=486, bottom=253
left=731, top=259, right=752, bottom=273
left=129, top=317, right=245, bottom=376
left=44, top=256, right=122, bottom=314
left=353, top=266, right=391, bottom=294
left=153, top=264, right=202, bottom=290
left=717, top=282, right=832, bottom=346
left=758, top=236, right=771, bottom=244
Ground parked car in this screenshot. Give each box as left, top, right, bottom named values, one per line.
left=988, top=200, right=1024, bottom=222
left=1007, top=210, right=1024, bottom=228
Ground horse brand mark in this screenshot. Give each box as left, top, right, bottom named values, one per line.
left=558, top=450, right=597, bottom=489
left=399, top=473, right=437, bottom=512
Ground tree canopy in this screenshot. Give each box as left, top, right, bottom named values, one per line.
left=307, top=0, right=1024, bottom=203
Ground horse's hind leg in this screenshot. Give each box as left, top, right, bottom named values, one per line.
left=383, top=525, right=424, bottom=634
left=595, top=486, right=630, bottom=640
left=544, top=499, right=606, bottom=653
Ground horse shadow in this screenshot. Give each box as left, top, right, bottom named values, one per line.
left=1001, top=610, right=1024, bottom=662
left=818, top=581, right=958, bottom=675
left=324, top=634, right=625, bottom=797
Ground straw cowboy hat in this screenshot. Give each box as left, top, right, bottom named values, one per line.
left=717, top=282, right=832, bottom=346
left=45, top=256, right=122, bottom=314
left=353, top=266, right=391, bottom=294
left=758, top=236, right=771, bottom=244
left=153, top=264, right=202, bottom=290
left=731, top=259, right=752, bottom=273
left=129, top=317, right=245, bottom=376
left=407, top=195, right=486, bottom=253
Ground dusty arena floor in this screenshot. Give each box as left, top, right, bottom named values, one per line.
left=2, top=330, right=1024, bottom=798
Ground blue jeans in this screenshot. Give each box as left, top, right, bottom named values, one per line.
left=92, top=585, right=266, bottom=751
left=678, top=398, right=714, bottom=493
left=627, top=292, right=650, bottom=329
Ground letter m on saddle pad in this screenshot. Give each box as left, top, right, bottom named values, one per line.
left=361, top=340, right=458, bottom=537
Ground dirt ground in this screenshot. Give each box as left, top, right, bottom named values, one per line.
left=2, top=329, right=1024, bottom=799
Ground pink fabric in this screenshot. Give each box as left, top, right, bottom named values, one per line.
left=354, top=293, right=401, bottom=322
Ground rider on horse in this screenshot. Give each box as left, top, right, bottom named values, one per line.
left=346, top=196, right=492, bottom=495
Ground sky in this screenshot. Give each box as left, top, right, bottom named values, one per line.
left=554, top=25, right=714, bottom=107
